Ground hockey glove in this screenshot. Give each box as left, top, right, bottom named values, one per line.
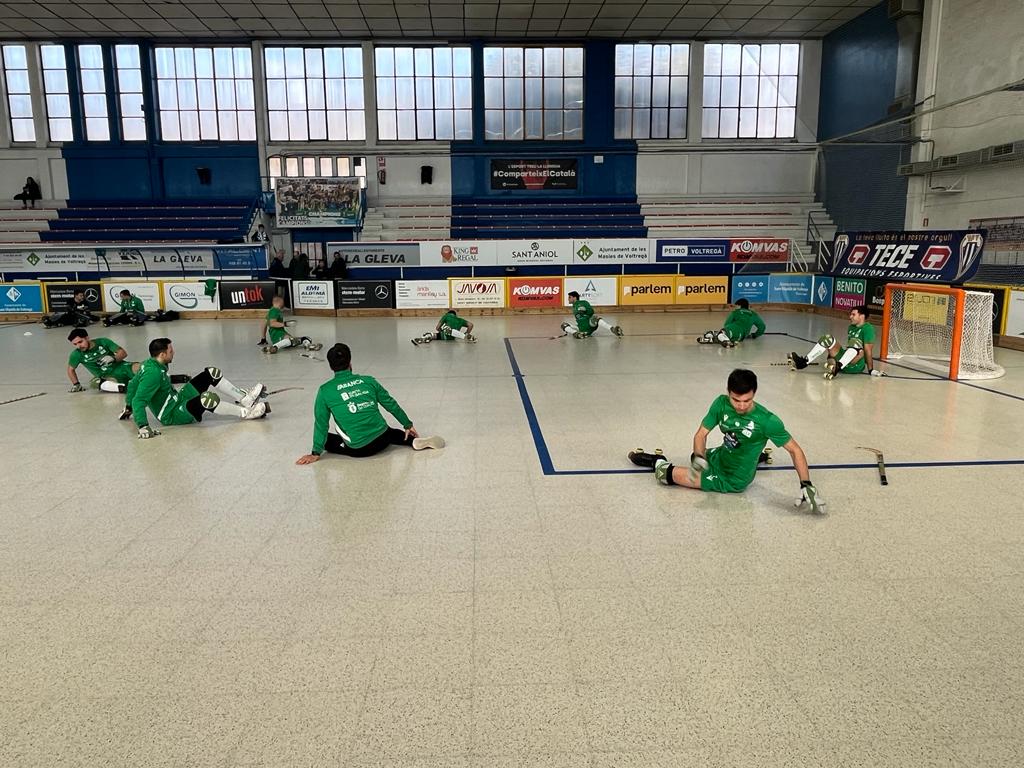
left=118, top=405, right=133, bottom=420
left=870, top=369, right=885, bottom=377
left=138, top=425, right=161, bottom=439
left=98, top=354, right=115, bottom=367
left=689, top=452, right=709, bottom=481
left=68, top=383, right=85, bottom=393
left=795, top=481, right=826, bottom=514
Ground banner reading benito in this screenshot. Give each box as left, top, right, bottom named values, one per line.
left=490, top=159, right=578, bottom=190
left=275, top=178, right=363, bottom=227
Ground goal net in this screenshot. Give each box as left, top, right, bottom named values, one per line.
left=882, top=284, right=1005, bottom=380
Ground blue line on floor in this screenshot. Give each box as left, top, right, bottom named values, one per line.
left=504, top=337, right=555, bottom=475
left=548, top=458, right=1024, bottom=476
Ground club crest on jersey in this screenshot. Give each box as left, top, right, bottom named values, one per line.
left=832, top=234, right=849, bottom=271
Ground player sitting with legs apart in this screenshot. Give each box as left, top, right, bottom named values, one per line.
left=103, top=289, right=148, bottom=327
left=412, top=309, right=476, bottom=345
left=123, top=337, right=267, bottom=438
left=296, top=342, right=444, bottom=464
left=66, top=327, right=190, bottom=394
left=262, top=295, right=323, bottom=354
left=629, top=368, right=825, bottom=513
left=697, top=298, right=765, bottom=348
left=561, top=290, right=623, bottom=339
left=789, top=304, right=881, bottom=380
left=43, top=290, right=97, bottom=328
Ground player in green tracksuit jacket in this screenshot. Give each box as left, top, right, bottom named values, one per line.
left=411, top=309, right=476, bottom=345
left=789, top=304, right=882, bottom=380
left=261, top=295, right=323, bottom=354
left=104, top=289, right=148, bottom=327
left=561, top=291, right=623, bottom=338
left=65, top=328, right=139, bottom=393
left=697, top=299, right=766, bottom=347
left=122, top=337, right=268, bottom=439
left=628, top=368, right=825, bottom=513
left=296, top=342, right=445, bottom=463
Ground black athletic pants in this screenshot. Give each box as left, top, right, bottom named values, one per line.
left=183, top=368, right=217, bottom=421
left=324, top=428, right=413, bottom=457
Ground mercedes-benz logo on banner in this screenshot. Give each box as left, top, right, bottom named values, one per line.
left=832, top=234, right=849, bottom=272
left=955, top=232, right=984, bottom=282
left=85, top=288, right=100, bottom=303
left=374, top=285, right=390, bottom=299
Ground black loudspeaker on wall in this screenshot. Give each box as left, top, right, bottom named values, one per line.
left=196, top=167, right=212, bottom=186
left=420, top=165, right=433, bottom=184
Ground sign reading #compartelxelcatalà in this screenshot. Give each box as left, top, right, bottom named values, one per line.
left=828, top=230, right=986, bottom=284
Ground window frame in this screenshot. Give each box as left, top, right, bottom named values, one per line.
left=2, top=44, right=36, bottom=143
left=114, top=44, right=147, bottom=142
left=374, top=45, right=473, bottom=142
left=614, top=42, right=690, bottom=140
left=41, top=44, right=74, bottom=143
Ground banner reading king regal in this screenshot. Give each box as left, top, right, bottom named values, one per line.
left=828, top=230, right=986, bottom=284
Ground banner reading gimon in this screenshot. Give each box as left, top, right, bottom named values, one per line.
left=828, top=230, right=986, bottom=284
left=491, top=159, right=578, bottom=191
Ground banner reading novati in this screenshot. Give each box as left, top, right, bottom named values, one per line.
left=329, top=242, right=420, bottom=267
left=449, top=278, right=505, bottom=308
left=291, top=280, right=335, bottom=309
left=573, top=239, right=652, bottom=264
left=490, top=159, right=578, bottom=191
left=162, top=281, right=219, bottom=312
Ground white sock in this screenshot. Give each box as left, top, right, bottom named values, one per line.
left=563, top=321, right=578, bottom=333
left=806, top=342, right=828, bottom=364
left=838, top=347, right=859, bottom=367
left=274, top=338, right=291, bottom=350
left=597, top=318, right=613, bottom=331
left=214, top=377, right=247, bottom=401
left=99, top=380, right=121, bottom=393
left=450, top=328, right=467, bottom=339
left=212, top=400, right=244, bottom=417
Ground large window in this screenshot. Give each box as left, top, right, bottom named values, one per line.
left=614, top=44, right=689, bottom=140
left=702, top=43, right=799, bottom=139
left=41, top=45, right=73, bottom=142
left=264, top=47, right=365, bottom=142
left=267, top=154, right=366, bottom=189
left=115, top=45, right=146, bottom=141
left=483, top=46, right=583, bottom=141
left=78, top=45, right=109, bottom=141
left=155, top=47, right=256, bottom=141
left=375, top=47, right=472, bottom=141
left=2, top=45, right=34, bottom=142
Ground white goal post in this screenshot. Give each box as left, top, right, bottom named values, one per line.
left=881, top=283, right=1005, bottom=381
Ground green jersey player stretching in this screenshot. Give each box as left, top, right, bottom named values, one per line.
left=629, top=368, right=825, bottom=513
left=412, top=309, right=476, bottom=345
left=66, top=328, right=140, bottom=393
left=261, top=295, right=323, bottom=354
left=789, top=304, right=882, bottom=380
left=561, top=291, right=623, bottom=338
left=697, top=298, right=766, bottom=348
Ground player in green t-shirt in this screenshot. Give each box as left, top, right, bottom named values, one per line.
left=66, top=327, right=140, bottom=393
left=295, top=342, right=444, bottom=464
left=103, top=289, right=148, bottom=327
left=697, top=298, right=766, bottom=347
left=261, top=295, right=323, bottom=354
left=629, top=368, right=824, bottom=513
left=789, top=305, right=882, bottom=380
left=411, top=309, right=476, bottom=345
left=560, top=291, right=623, bottom=339
left=123, top=337, right=268, bottom=439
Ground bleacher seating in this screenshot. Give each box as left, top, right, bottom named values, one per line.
left=0, top=201, right=62, bottom=245
left=641, top=195, right=835, bottom=243
left=361, top=198, right=452, bottom=241
left=14, top=199, right=259, bottom=244
left=450, top=197, right=646, bottom=239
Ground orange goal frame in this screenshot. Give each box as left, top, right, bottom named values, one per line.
left=880, top=283, right=966, bottom=380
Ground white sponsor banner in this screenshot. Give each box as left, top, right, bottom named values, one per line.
left=102, top=281, right=162, bottom=312
left=161, top=281, right=219, bottom=312
left=395, top=280, right=451, bottom=309
left=563, top=277, right=618, bottom=307
left=419, top=240, right=498, bottom=267
left=0, top=245, right=265, bottom=273
left=449, top=278, right=505, bottom=308
left=572, top=239, right=653, bottom=264
left=292, top=280, right=335, bottom=309
left=496, top=239, right=574, bottom=266
left=1007, top=289, right=1024, bottom=337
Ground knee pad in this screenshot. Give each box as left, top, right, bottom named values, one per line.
left=199, top=391, right=221, bottom=412
left=847, top=337, right=864, bottom=350
left=716, top=330, right=730, bottom=344
left=205, top=366, right=222, bottom=383
left=818, top=334, right=835, bottom=347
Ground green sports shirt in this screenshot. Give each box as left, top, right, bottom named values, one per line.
left=571, top=299, right=596, bottom=334
left=125, top=358, right=198, bottom=429
left=68, top=337, right=124, bottom=377
left=700, top=395, right=792, bottom=491
left=723, top=308, right=766, bottom=341
left=119, top=295, right=145, bottom=313
left=847, top=322, right=876, bottom=347
left=312, top=370, right=412, bottom=453
left=266, top=306, right=287, bottom=344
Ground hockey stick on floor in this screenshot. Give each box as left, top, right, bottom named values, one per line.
left=0, top=392, right=46, bottom=406
left=264, top=386, right=305, bottom=396
left=857, top=446, right=888, bottom=486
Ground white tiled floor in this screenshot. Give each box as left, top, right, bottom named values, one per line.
left=1, top=310, right=1023, bottom=767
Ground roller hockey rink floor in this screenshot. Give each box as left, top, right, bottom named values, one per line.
left=2, top=310, right=1024, bottom=767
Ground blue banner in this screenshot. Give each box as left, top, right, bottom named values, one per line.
left=0, top=283, right=44, bottom=312
left=214, top=246, right=267, bottom=271
left=656, top=239, right=729, bottom=262
left=730, top=276, right=769, bottom=303
left=827, top=230, right=986, bottom=284
left=768, top=274, right=813, bottom=304
left=813, top=276, right=834, bottom=308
